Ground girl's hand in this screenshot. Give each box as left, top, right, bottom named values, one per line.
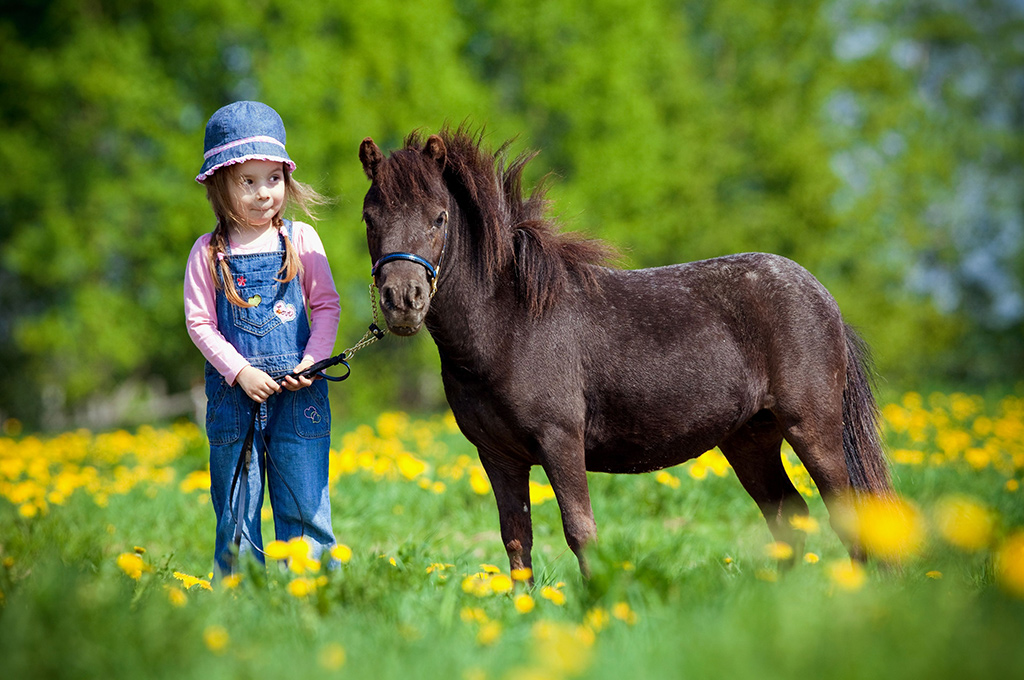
left=236, top=365, right=282, bottom=403
left=282, top=358, right=316, bottom=391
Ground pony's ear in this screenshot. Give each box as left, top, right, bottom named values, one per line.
left=359, top=138, right=383, bottom=180
left=424, top=134, right=447, bottom=168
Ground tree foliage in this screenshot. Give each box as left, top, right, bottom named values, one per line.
left=0, top=0, right=1020, bottom=429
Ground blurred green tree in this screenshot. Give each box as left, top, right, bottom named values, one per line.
left=0, top=0, right=1019, bottom=430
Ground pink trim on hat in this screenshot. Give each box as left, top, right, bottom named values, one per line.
left=195, top=154, right=297, bottom=184
left=203, top=135, right=286, bottom=160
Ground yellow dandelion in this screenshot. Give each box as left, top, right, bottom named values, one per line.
left=396, top=452, right=427, bottom=480
left=173, top=571, right=212, bottom=591
left=995, top=532, right=1024, bottom=599
left=1006, top=479, right=1020, bottom=493
left=655, top=470, right=681, bottom=489
left=789, top=515, right=820, bottom=534
left=287, top=577, right=315, bottom=598
left=203, top=625, right=229, bottom=654
left=533, top=621, right=594, bottom=674
left=511, top=567, right=533, bottom=582
left=469, top=468, right=491, bottom=495
left=477, top=621, right=502, bottom=646
left=612, top=601, right=639, bottom=625
left=167, top=587, right=188, bottom=608
left=221, top=574, right=242, bottom=590
left=804, top=552, right=820, bottom=564
left=480, top=563, right=501, bottom=574
left=926, top=570, right=943, bottom=580
left=318, top=643, right=346, bottom=671
left=331, top=544, right=353, bottom=564
left=116, top=552, right=146, bottom=580
left=540, top=585, right=566, bottom=606
left=933, top=495, right=994, bottom=552
left=490, top=574, right=513, bottom=594
left=264, top=540, right=290, bottom=561
left=765, top=541, right=794, bottom=561
left=828, top=560, right=867, bottom=591
left=585, top=607, right=610, bottom=632
left=461, top=607, right=489, bottom=623
left=854, top=495, right=925, bottom=562
left=514, top=593, right=535, bottom=614
left=529, top=481, right=556, bottom=505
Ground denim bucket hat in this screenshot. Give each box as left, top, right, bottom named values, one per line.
left=196, top=101, right=296, bottom=183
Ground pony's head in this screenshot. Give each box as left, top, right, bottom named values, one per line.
left=359, top=134, right=450, bottom=335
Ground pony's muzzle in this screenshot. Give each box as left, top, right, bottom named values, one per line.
left=377, top=268, right=430, bottom=335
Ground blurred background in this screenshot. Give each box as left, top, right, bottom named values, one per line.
left=1, top=0, right=1021, bottom=432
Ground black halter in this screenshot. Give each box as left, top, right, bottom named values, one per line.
left=369, top=211, right=448, bottom=298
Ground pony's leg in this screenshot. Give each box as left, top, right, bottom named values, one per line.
left=720, top=413, right=809, bottom=565
left=538, top=433, right=597, bottom=577
left=778, top=403, right=864, bottom=560
left=479, top=454, right=535, bottom=576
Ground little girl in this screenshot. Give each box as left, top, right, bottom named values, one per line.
left=184, top=101, right=341, bottom=575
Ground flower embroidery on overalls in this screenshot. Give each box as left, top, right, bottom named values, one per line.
left=303, top=406, right=321, bottom=424
left=236, top=275, right=246, bottom=287
left=273, top=300, right=297, bottom=323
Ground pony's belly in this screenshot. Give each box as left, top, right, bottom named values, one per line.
left=583, top=438, right=710, bottom=474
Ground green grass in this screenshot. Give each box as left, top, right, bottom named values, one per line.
left=1, top=394, right=1023, bottom=679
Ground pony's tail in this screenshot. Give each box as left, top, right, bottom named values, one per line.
left=841, top=325, right=892, bottom=497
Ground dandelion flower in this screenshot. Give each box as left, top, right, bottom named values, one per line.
left=804, top=552, right=820, bottom=564
left=540, top=585, right=566, bottom=606
left=789, top=515, right=820, bottom=534
left=995, top=532, right=1024, bottom=599
left=116, top=552, right=146, bottom=580
left=331, top=544, right=353, bottom=564
left=828, top=560, right=867, bottom=591
left=221, top=574, right=242, bottom=590
left=585, top=607, right=610, bottom=632
left=173, top=571, right=212, bottom=591
left=926, top=570, right=943, bottom=580
left=655, top=470, right=680, bottom=489
left=514, top=593, right=535, bottom=614
left=511, top=567, right=533, bottom=582
left=490, top=574, right=513, bottom=594
left=477, top=621, right=502, bottom=646
left=469, top=468, right=490, bottom=495
left=766, top=541, right=794, bottom=561
left=287, top=577, right=316, bottom=598
left=612, top=601, right=639, bottom=625
left=203, top=625, right=229, bottom=654
left=167, top=587, right=188, bottom=608
left=934, top=495, right=994, bottom=552
left=854, top=495, right=925, bottom=562
left=265, top=540, right=290, bottom=561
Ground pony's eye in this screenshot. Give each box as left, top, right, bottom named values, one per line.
left=432, top=211, right=448, bottom=229
left=363, top=213, right=374, bottom=230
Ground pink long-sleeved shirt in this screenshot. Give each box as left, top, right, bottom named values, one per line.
left=184, top=221, right=341, bottom=385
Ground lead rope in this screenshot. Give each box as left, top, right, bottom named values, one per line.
left=339, top=284, right=388, bottom=360
left=228, top=284, right=388, bottom=567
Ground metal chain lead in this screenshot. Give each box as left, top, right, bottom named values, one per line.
left=340, top=284, right=388, bottom=360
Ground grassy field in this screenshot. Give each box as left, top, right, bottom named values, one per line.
left=1, top=390, right=1023, bottom=679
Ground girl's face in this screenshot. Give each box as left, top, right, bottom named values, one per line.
left=229, top=159, right=287, bottom=228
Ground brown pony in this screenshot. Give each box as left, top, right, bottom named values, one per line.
left=359, top=127, right=890, bottom=576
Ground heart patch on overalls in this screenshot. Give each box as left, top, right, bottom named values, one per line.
left=304, top=406, right=322, bottom=424
left=247, top=294, right=262, bottom=306
left=273, top=300, right=297, bottom=322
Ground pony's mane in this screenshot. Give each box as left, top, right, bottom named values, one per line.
left=377, top=125, right=614, bottom=316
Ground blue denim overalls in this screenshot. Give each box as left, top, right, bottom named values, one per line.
left=204, top=220, right=335, bottom=574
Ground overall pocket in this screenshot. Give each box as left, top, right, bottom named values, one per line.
left=205, top=378, right=241, bottom=445
left=231, top=282, right=284, bottom=337
left=294, top=379, right=331, bottom=439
